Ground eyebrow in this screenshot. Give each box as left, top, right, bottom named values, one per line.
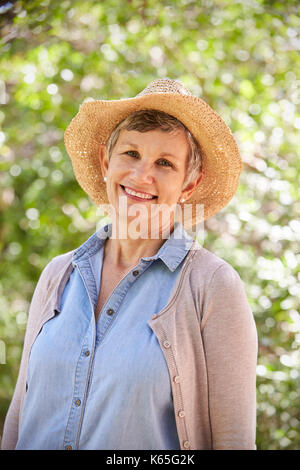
left=118, top=141, right=180, bottom=160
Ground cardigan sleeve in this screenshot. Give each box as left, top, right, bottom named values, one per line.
left=1, top=259, right=57, bottom=450
left=201, top=262, right=258, bottom=450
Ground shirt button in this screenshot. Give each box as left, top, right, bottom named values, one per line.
left=178, top=410, right=185, bottom=418
left=75, top=399, right=81, bottom=407
left=107, top=308, right=114, bottom=316
left=183, top=440, right=190, bottom=449
left=84, top=350, right=90, bottom=357
left=133, top=270, right=139, bottom=277
left=65, top=445, right=72, bottom=450
left=163, top=340, right=171, bottom=349
left=173, top=375, right=180, bottom=383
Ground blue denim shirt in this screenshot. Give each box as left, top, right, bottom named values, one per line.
left=16, top=223, right=194, bottom=450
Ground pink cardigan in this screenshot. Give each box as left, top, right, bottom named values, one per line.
left=1, top=242, right=258, bottom=450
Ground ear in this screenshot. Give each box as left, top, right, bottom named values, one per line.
left=181, top=170, right=204, bottom=201
left=99, top=144, right=108, bottom=179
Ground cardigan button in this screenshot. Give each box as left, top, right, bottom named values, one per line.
left=173, top=375, right=180, bottom=383
left=183, top=440, right=190, bottom=449
left=163, top=340, right=171, bottom=349
left=178, top=410, right=185, bottom=418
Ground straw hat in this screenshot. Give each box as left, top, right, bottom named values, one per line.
left=64, top=78, right=242, bottom=225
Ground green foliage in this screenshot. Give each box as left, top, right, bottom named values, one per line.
left=0, top=0, right=300, bottom=449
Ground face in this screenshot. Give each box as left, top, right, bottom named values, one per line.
left=99, top=128, right=199, bottom=235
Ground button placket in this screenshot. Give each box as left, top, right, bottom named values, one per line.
left=157, top=334, right=191, bottom=452
left=63, top=311, right=95, bottom=449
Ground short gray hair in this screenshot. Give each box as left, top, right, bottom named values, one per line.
left=106, top=109, right=202, bottom=188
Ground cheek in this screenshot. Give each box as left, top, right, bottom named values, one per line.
left=164, top=172, right=185, bottom=192
left=108, top=158, right=131, bottom=178
left=158, top=180, right=183, bottom=203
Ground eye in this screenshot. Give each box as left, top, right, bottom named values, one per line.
left=124, top=150, right=139, bottom=158
left=157, top=159, right=172, bottom=167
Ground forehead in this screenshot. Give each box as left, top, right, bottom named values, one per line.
left=115, top=128, right=189, bottom=150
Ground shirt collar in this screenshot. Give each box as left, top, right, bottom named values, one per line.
left=72, top=224, right=110, bottom=264
left=140, top=222, right=194, bottom=271
left=72, top=222, right=194, bottom=272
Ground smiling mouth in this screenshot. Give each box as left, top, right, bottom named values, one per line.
left=120, top=185, right=157, bottom=201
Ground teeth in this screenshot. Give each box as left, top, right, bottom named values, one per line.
left=124, top=186, right=154, bottom=199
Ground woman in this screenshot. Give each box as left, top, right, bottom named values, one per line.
left=2, top=78, right=257, bottom=450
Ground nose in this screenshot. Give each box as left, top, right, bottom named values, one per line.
left=130, top=160, right=154, bottom=185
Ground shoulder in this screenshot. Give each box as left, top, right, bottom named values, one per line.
left=43, top=250, right=74, bottom=278
left=185, top=245, right=250, bottom=318
left=188, top=245, right=241, bottom=288
left=33, top=249, right=75, bottom=297
left=186, top=246, right=255, bottom=332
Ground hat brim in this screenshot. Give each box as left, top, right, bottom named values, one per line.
left=64, top=92, right=242, bottom=227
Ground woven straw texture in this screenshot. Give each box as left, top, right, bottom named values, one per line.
left=64, top=78, right=242, bottom=226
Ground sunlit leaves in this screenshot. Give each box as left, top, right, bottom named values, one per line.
left=0, top=0, right=300, bottom=449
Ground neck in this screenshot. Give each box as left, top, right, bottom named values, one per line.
left=104, top=220, right=175, bottom=269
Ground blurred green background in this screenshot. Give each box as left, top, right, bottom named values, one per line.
left=0, top=0, right=299, bottom=450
